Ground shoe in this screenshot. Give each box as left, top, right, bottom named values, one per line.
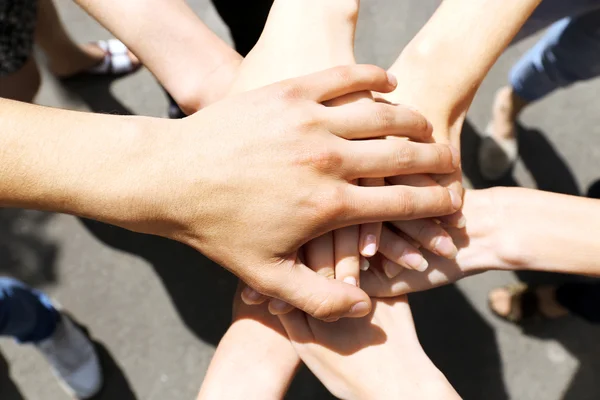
left=477, top=124, right=518, bottom=180
left=36, top=315, right=103, bottom=399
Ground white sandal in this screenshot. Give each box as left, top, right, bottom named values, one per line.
left=477, top=123, right=519, bottom=180
left=61, top=39, right=139, bottom=78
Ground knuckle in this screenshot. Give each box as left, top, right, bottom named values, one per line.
left=276, top=82, right=305, bottom=101
left=332, top=66, right=354, bottom=87
left=318, top=185, right=349, bottom=221
left=309, top=293, right=336, bottom=320
left=434, top=145, right=451, bottom=168
left=373, top=106, right=397, bottom=131
left=394, top=144, right=416, bottom=171
left=395, top=190, right=416, bottom=219
left=302, top=146, right=345, bottom=174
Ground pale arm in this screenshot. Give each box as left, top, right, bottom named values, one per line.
left=198, top=295, right=300, bottom=400
left=387, top=0, right=543, bottom=146
left=74, top=0, right=241, bottom=113
left=362, top=187, right=600, bottom=296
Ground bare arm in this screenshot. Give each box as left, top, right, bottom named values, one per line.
left=198, top=291, right=300, bottom=400
left=387, top=0, right=542, bottom=147
left=362, top=187, right=600, bottom=297
left=74, top=0, right=241, bottom=113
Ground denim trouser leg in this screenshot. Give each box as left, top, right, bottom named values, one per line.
left=510, top=6, right=600, bottom=102
left=0, top=278, right=59, bottom=343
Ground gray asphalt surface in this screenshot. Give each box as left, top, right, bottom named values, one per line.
left=2, top=1, right=600, bottom=399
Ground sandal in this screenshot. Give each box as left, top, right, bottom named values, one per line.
left=477, top=124, right=518, bottom=181
left=61, top=39, right=140, bottom=80
left=488, top=283, right=569, bottom=323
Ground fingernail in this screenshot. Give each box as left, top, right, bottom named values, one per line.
left=362, top=234, right=378, bottom=257
left=448, top=189, right=462, bottom=210
left=386, top=72, right=398, bottom=87
left=360, top=257, right=370, bottom=271
left=343, top=276, right=358, bottom=287
left=401, top=250, right=429, bottom=272
left=383, top=259, right=404, bottom=278
left=242, top=287, right=261, bottom=302
left=450, top=146, right=461, bottom=168
left=269, top=299, right=289, bottom=314
left=456, top=215, right=467, bottom=229
left=434, top=236, right=458, bottom=259
left=347, top=301, right=370, bottom=317
left=324, top=317, right=340, bottom=323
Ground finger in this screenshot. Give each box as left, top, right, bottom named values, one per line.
left=438, top=210, right=467, bottom=229
left=391, top=218, right=458, bottom=259
left=333, top=225, right=361, bottom=287
left=324, top=102, right=432, bottom=141
left=268, top=298, right=295, bottom=315
left=360, top=250, right=479, bottom=298
left=337, top=184, right=461, bottom=226
left=241, top=285, right=268, bottom=305
left=342, top=140, right=459, bottom=180
left=359, top=178, right=383, bottom=258
left=379, top=226, right=428, bottom=274
left=261, top=259, right=371, bottom=320
left=305, top=233, right=335, bottom=279
left=278, top=65, right=397, bottom=103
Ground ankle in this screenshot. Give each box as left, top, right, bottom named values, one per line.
left=494, top=86, right=529, bottom=120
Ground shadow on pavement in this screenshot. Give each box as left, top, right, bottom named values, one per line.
left=60, top=75, right=134, bottom=116
left=0, top=209, right=57, bottom=286
left=70, top=314, right=137, bottom=400
left=0, top=351, right=25, bottom=400
left=412, top=286, right=509, bottom=400
left=466, top=110, right=600, bottom=399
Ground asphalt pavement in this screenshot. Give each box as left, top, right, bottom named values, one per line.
left=2, top=1, right=600, bottom=399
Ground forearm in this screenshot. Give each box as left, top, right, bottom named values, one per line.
left=75, top=0, right=240, bottom=112
left=0, top=98, right=161, bottom=226
left=198, top=318, right=300, bottom=400
left=388, top=0, right=541, bottom=146
left=492, top=187, right=600, bottom=276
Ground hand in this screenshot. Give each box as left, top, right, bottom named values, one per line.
left=125, top=66, right=460, bottom=320
left=278, top=296, right=460, bottom=400
left=359, top=189, right=510, bottom=297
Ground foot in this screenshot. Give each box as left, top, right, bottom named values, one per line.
left=488, top=284, right=569, bottom=323
left=478, top=86, right=528, bottom=180
left=36, top=314, right=103, bottom=399
left=49, top=41, right=140, bottom=78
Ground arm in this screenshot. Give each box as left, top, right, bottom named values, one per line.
left=387, top=0, right=543, bottom=146
left=198, top=289, right=300, bottom=399
left=490, top=187, right=600, bottom=276
left=361, top=187, right=600, bottom=296
left=74, top=0, right=241, bottom=113
left=0, top=66, right=460, bottom=320
left=278, top=297, right=460, bottom=400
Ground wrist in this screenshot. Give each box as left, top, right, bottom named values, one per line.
left=173, top=56, right=242, bottom=114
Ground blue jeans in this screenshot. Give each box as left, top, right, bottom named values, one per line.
left=509, top=0, right=600, bottom=102
left=0, top=278, right=60, bottom=343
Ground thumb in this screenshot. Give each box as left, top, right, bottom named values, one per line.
left=262, top=259, right=372, bottom=321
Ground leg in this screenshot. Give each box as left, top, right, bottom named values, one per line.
left=480, top=9, right=600, bottom=179
left=0, top=57, right=41, bottom=102
left=0, top=277, right=59, bottom=343
left=0, top=278, right=103, bottom=397
left=34, top=0, right=138, bottom=77
left=0, top=0, right=41, bottom=102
